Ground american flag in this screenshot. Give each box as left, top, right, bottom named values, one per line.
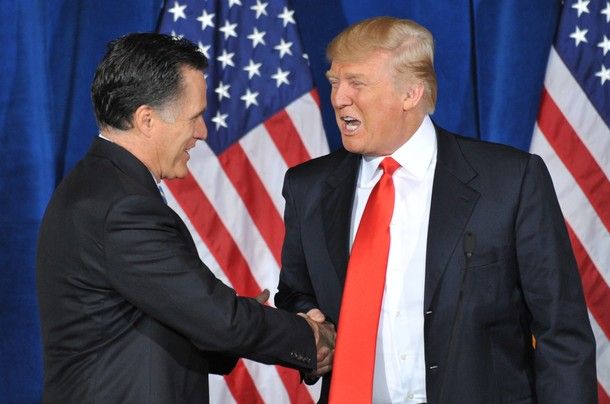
left=529, top=0, right=610, bottom=402
left=157, top=0, right=329, bottom=402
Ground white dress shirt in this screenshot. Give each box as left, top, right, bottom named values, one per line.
left=349, top=115, right=437, bottom=404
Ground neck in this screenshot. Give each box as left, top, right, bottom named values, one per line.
left=101, top=128, right=161, bottom=182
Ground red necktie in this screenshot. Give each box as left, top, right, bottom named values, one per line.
left=329, top=157, right=401, bottom=403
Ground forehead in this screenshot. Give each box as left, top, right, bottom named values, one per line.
left=327, top=50, right=393, bottom=78
left=179, top=68, right=207, bottom=109
left=181, top=68, right=206, bottom=96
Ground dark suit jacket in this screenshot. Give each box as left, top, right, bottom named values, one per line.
left=275, top=126, right=596, bottom=404
left=37, top=138, right=316, bottom=403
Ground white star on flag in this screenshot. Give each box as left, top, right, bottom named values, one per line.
left=240, top=89, right=259, bottom=108
left=216, top=49, right=235, bottom=69
left=168, top=1, right=187, bottom=22
left=598, top=35, right=610, bottom=56
left=243, top=59, right=262, bottom=79
left=197, top=42, right=210, bottom=58
left=215, top=81, right=231, bottom=101
left=196, top=10, right=215, bottom=31
left=170, top=31, right=184, bottom=40
left=271, top=67, right=290, bottom=87
left=277, top=6, right=295, bottom=27
left=569, top=26, right=588, bottom=46
left=274, top=38, right=293, bottom=58
left=572, top=0, right=590, bottom=17
left=250, top=0, right=269, bottom=19
left=211, top=111, right=228, bottom=129
left=219, top=20, right=238, bottom=40
left=247, top=28, right=266, bottom=48
left=595, top=65, right=610, bottom=85
left=602, top=2, right=610, bottom=23
left=228, top=0, right=242, bottom=8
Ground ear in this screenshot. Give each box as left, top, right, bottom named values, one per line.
left=132, top=105, right=156, bottom=137
left=402, top=82, right=425, bottom=111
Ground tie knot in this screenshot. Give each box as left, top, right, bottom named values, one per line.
left=379, top=157, right=401, bottom=177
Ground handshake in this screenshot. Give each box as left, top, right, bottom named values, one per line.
left=255, top=290, right=335, bottom=378
left=300, top=308, right=335, bottom=378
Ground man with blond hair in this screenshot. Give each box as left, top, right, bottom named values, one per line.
left=275, top=17, right=596, bottom=403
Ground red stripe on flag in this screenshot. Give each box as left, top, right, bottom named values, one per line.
left=264, top=109, right=311, bottom=168
left=275, top=367, right=314, bottom=404
left=566, top=223, right=610, bottom=341
left=165, top=174, right=270, bottom=402
left=164, top=172, right=260, bottom=297
left=224, top=360, right=265, bottom=404
left=217, top=145, right=317, bottom=403
left=218, top=143, right=285, bottom=265
left=600, top=383, right=610, bottom=404
left=310, top=89, right=321, bottom=108
left=537, top=90, right=610, bottom=233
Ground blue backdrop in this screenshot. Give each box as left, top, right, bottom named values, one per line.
left=0, top=0, right=559, bottom=400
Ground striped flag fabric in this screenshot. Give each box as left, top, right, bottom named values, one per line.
left=529, top=0, right=610, bottom=402
left=158, top=0, right=328, bottom=402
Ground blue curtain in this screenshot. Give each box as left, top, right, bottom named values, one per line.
left=0, top=0, right=559, bottom=400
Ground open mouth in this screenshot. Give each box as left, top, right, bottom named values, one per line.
left=341, top=116, right=361, bottom=132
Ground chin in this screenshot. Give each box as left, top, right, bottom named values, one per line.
left=341, top=138, right=365, bottom=155
left=172, top=171, right=187, bottom=179
left=171, top=163, right=189, bottom=178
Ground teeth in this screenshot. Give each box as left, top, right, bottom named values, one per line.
left=341, top=116, right=360, bottom=131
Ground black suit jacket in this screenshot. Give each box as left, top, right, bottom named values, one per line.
left=37, top=138, right=316, bottom=403
left=276, top=126, right=596, bottom=403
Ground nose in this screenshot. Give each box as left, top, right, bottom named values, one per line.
left=195, top=115, right=207, bottom=140
left=331, top=82, right=352, bottom=109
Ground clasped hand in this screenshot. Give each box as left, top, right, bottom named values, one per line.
left=299, top=308, right=335, bottom=377
left=254, top=290, right=335, bottom=377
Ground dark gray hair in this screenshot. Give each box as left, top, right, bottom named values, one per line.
left=91, top=33, right=208, bottom=130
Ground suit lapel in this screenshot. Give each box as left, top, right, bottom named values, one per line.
left=320, top=151, right=360, bottom=285
left=424, top=128, right=480, bottom=310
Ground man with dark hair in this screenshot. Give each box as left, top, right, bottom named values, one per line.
left=37, top=33, right=334, bottom=403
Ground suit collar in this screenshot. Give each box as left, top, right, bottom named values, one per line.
left=88, top=137, right=161, bottom=200
left=320, top=151, right=360, bottom=284
left=424, top=125, right=480, bottom=310
left=434, top=125, right=477, bottom=184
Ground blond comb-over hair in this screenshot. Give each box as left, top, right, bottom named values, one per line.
left=327, top=16, right=437, bottom=113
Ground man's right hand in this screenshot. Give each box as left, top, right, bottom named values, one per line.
left=299, top=310, right=335, bottom=376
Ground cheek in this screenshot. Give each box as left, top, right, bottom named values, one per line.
left=361, top=107, right=386, bottom=133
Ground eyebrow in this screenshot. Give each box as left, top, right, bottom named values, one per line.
left=191, top=108, right=206, bottom=119
left=325, top=71, right=365, bottom=80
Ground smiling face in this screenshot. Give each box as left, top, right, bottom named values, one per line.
left=154, top=67, right=207, bottom=180
left=327, top=50, right=423, bottom=156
